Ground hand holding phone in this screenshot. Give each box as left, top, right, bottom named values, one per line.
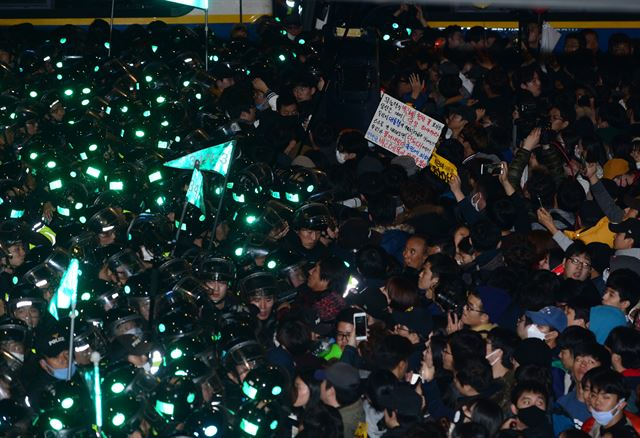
left=353, top=312, right=367, bottom=341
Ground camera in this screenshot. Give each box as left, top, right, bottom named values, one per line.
left=481, top=163, right=503, bottom=176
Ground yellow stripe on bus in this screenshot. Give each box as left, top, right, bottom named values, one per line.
left=0, top=17, right=638, bottom=30
left=0, top=14, right=262, bottom=26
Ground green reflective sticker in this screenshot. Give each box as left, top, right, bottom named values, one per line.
left=56, top=206, right=70, bottom=217
left=143, top=110, right=151, bottom=117
left=60, top=37, right=67, bottom=44
left=112, top=413, right=126, bottom=426
left=232, top=193, right=245, bottom=203
left=81, top=292, right=91, bottom=301
left=9, top=210, right=24, bottom=219
left=156, top=196, right=165, bottom=206
left=64, top=89, right=73, bottom=96
left=124, top=285, right=131, bottom=293
left=75, top=202, right=83, bottom=210
left=79, top=152, right=88, bottom=161
left=46, top=161, right=56, bottom=168
left=212, top=55, right=219, bottom=62
left=109, top=181, right=124, bottom=191
left=271, top=385, right=282, bottom=396
left=240, top=419, right=259, bottom=436
left=86, top=167, right=101, bottom=178
left=158, top=140, right=168, bottom=149
left=204, top=425, right=218, bottom=436
left=270, top=420, right=278, bottom=430
left=50, top=418, right=64, bottom=431
left=61, top=397, right=74, bottom=409
left=82, top=87, right=91, bottom=94
left=234, top=247, right=244, bottom=257
left=89, top=144, right=98, bottom=151
left=81, top=99, right=90, bottom=106
left=246, top=215, right=256, bottom=224
left=158, top=323, right=166, bottom=333
left=170, top=348, right=183, bottom=359
left=156, top=96, right=166, bottom=104
left=278, top=54, right=286, bottom=62
left=29, top=152, right=37, bottom=160
left=285, top=193, right=300, bottom=203
left=267, top=260, right=276, bottom=269
left=145, top=75, right=153, bottom=83
left=29, top=90, right=38, bottom=98
left=186, top=392, right=195, bottom=403
left=49, top=179, right=63, bottom=190
left=161, top=120, right=169, bottom=127
left=148, top=171, right=162, bottom=183
left=135, top=130, right=145, bottom=138
left=111, top=382, right=125, bottom=394
left=151, top=45, right=158, bottom=53
left=56, top=61, right=63, bottom=68
left=155, top=400, right=175, bottom=416
left=242, top=381, right=258, bottom=399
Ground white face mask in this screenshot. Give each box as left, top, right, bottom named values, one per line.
left=526, top=324, right=547, bottom=341
left=485, top=349, right=501, bottom=366
left=335, top=150, right=348, bottom=164
left=12, top=352, right=25, bottom=363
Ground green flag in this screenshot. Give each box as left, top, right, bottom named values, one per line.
left=164, top=140, right=234, bottom=176
left=186, top=168, right=205, bottom=214
left=48, top=258, right=80, bottom=321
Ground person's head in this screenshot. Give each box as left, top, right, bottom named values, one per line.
left=384, top=276, right=418, bottom=312
left=317, top=363, right=361, bottom=408
left=486, top=327, right=519, bottom=370
left=517, top=65, right=542, bottom=98
left=557, top=179, right=585, bottom=214
left=292, top=77, right=317, bottom=103
left=564, top=296, right=593, bottom=328
left=605, top=326, right=640, bottom=373
left=445, top=25, right=464, bottom=49
left=365, top=369, right=398, bottom=411
left=610, top=218, right=640, bottom=250
left=451, top=422, right=490, bottom=438
left=563, top=32, right=586, bottom=53
left=277, top=318, right=312, bottom=356
left=418, top=253, right=459, bottom=296
left=248, top=292, right=275, bottom=321
left=466, top=398, right=504, bottom=437
left=572, top=342, right=611, bottom=383
left=582, top=29, right=599, bottom=53
left=609, top=32, right=632, bottom=57
left=469, top=220, right=501, bottom=254
left=510, top=381, right=549, bottom=425
left=297, top=227, right=322, bottom=250
left=374, top=334, right=414, bottom=379
left=293, top=370, right=322, bottom=409
left=588, top=368, right=629, bottom=419
left=334, top=308, right=358, bottom=350
left=454, top=358, right=493, bottom=396
left=445, top=329, right=486, bottom=371
left=402, top=234, right=429, bottom=270
left=563, top=241, right=592, bottom=281
left=463, top=287, right=511, bottom=328
left=307, top=256, right=348, bottom=293
left=276, top=92, right=299, bottom=117
left=603, top=268, right=640, bottom=314
left=523, top=306, right=568, bottom=347
left=459, top=124, right=489, bottom=155
left=356, top=245, right=388, bottom=280
left=556, top=326, right=596, bottom=370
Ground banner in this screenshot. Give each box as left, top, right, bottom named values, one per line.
left=365, top=93, right=444, bottom=168
left=164, top=0, right=208, bottom=9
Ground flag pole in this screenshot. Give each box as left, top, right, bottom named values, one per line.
left=207, top=143, right=235, bottom=251
left=172, top=160, right=200, bottom=256
left=66, top=302, right=77, bottom=379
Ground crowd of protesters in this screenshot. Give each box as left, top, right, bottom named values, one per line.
left=0, top=3, right=640, bottom=437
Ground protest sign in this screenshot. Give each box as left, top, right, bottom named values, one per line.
left=365, top=93, right=444, bottom=168
left=429, top=151, right=458, bottom=183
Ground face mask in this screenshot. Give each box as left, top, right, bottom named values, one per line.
left=526, top=324, right=547, bottom=341
left=471, top=193, right=481, bottom=212
left=123, top=328, right=143, bottom=338
left=590, top=399, right=625, bottom=426
left=336, top=150, right=348, bottom=164
left=11, top=352, right=24, bottom=363
left=48, top=361, right=76, bottom=380
left=485, top=349, right=501, bottom=366
left=518, top=406, right=547, bottom=427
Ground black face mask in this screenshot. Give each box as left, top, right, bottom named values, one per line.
left=518, top=406, right=547, bottom=427
left=376, top=416, right=386, bottom=432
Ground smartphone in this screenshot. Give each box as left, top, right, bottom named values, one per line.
left=343, top=275, right=359, bottom=298
left=481, top=163, right=503, bottom=176
left=353, top=312, right=368, bottom=341
left=410, top=373, right=421, bottom=385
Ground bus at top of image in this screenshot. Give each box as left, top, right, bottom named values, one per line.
left=1, top=0, right=640, bottom=47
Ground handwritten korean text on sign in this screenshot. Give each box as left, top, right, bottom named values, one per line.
left=365, top=93, right=444, bottom=168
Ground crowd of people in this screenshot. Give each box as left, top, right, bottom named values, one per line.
left=1, top=3, right=640, bottom=437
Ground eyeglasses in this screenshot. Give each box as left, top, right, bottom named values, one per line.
left=568, top=257, right=592, bottom=269
left=336, top=332, right=351, bottom=339
left=464, top=303, right=486, bottom=314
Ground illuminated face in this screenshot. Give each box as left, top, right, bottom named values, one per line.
left=335, top=321, right=353, bottom=350
left=249, top=295, right=275, bottom=321
left=297, top=228, right=321, bottom=250
left=293, top=85, right=315, bottom=103
left=573, top=354, right=601, bottom=383
left=602, top=287, right=626, bottom=311
left=13, top=303, right=40, bottom=328
left=50, top=104, right=66, bottom=122
left=293, top=377, right=310, bottom=407
left=563, top=254, right=591, bottom=281
left=205, top=280, right=229, bottom=304
left=279, top=104, right=299, bottom=117
left=98, top=230, right=116, bottom=247
left=7, top=242, right=25, bottom=268
left=516, top=391, right=547, bottom=411
left=403, top=237, right=428, bottom=269
left=521, top=72, right=542, bottom=98
left=461, top=294, right=486, bottom=327
left=418, top=262, right=437, bottom=293
left=306, top=263, right=327, bottom=292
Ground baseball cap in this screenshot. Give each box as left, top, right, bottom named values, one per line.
left=603, top=158, right=630, bottom=180
left=609, top=218, right=640, bottom=237
left=377, top=382, right=422, bottom=418
left=525, top=306, right=568, bottom=333
left=36, top=321, right=68, bottom=358
left=313, top=362, right=360, bottom=390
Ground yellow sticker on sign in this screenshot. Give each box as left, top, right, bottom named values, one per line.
left=429, top=152, right=458, bottom=183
